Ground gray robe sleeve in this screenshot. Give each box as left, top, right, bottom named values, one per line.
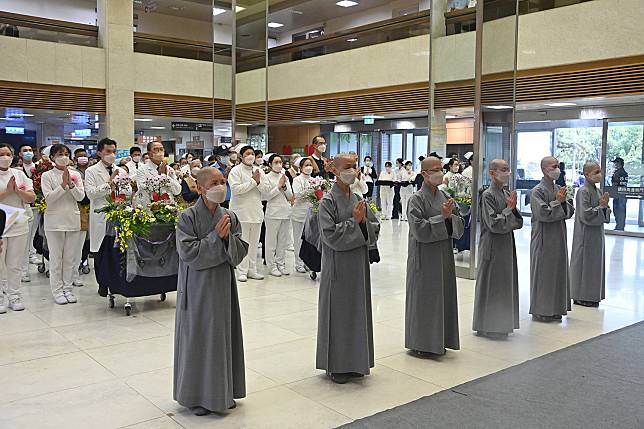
left=578, top=187, right=611, bottom=226
left=319, top=196, right=374, bottom=251
left=482, top=192, right=523, bottom=234
left=531, top=186, right=574, bottom=223
left=176, top=210, right=249, bottom=270
left=408, top=196, right=464, bottom=243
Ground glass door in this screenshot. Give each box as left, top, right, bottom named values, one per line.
left=516, top=130, right=553, bottom=214
left=604, top=120, right=644, bottom=236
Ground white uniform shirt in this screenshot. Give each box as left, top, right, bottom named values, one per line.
left=291, top=174, right=313, bottom=223
left=397, top=168, right=417, bottom=193
left=0, top=168, right=33, bottom=237
left=228, top=163, right=271, bottom=223
left=262, top=171, right=293, bottom=220
left=21, top=162, right=35, bottom=179
left=125, top=159, right=143, bottom=179
left=378, top=170, right=396, bottom=182
left=41, top=168, right=85, bottom=231
left=462, top=165, right=473, bottom=179
left=350, top=174, right=369, bottom=196
left=134, top=160, right=182, bottom=206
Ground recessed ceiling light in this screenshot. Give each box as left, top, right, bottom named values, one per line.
left=237, top=123, right=253, bottom=126
left=12, top=113, right=34, bottom=117
left=485, top=105, right=513, bottom=110
left=213, top=7, right=226, bottom=16
left=544, top=102, right=577, bottom=107
left=336, top=0, right=359, bottom=7
left=134, top=118, right=153, bottom=122
left=149, top=126, right=166, bottom=129
left=301, top=120, right=320, bottom=123
left=217, top=128, right=230, bottom=132
left=236, top=6, right=245, bottom=12
left=445, top=115, right=457, bottom=119
left=268, top=22, right=284, bottom=28
left=347, top=38, right=358, bottom=42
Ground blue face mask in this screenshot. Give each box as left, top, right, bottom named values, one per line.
left=22, top=151, right=34, bottom=161
left=220, top=156, right=229, bottom=165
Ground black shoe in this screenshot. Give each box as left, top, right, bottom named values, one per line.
left=191, top=406, right=211, bottom=416
left=574, top=300, right=596, bottom=307
left=552, top=315, right=563, bottom=320
left=348, top=372, right=365, bottom=378
left=229, top=400, right=237, bottom=410
left=590, top=301, right=600, bottom=308
left=329, top=373, right=351, bottom=384
left=411, top=349, right=444, bottom=358
left=477, top=331, right=509, bottom=339
left=532, top=314, right=553, bottom=323
left=98, top=285, right=108, bottom=297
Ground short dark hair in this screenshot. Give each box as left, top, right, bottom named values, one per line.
left=0, top=143, right=14, bottom=153
left=405, top=160, right=413, bottom=166
left=254, top=149, right=263, bottom=157
left=97, top=138, right=117, bottom=152
left=239, top=145, right=254, bottom=157
left=147, top=141, right=162, bottom=153
left=312, top=135, right=325, bottom=145
left=445, top=158, right=458, bottom=172
left=396, top=158, right=404, bottom=164
left=74, top=148, right=87, bottom=157
left=50, top=144, right=70, bottom=158
left=385, top=161, right=392, bottom=167
left=130, top=146, right=141, bottom=155
left=19, top=143, right=33, bottom=152
left=364, top=155, right=372, bottom=161
left=268, top=154, right=281, bottom=165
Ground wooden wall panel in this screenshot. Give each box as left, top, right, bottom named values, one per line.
left=0, top=81, right=106, bottom=113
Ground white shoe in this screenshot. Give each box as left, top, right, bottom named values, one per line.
left=64, top=291, right=77, bottom=304
left=278, top=266, right=290, bottom=276
left=73, top=279, right=84, bottom=287
left=22, top=275, right=31, bottom=283
left=9, top=298, right=25, bottom=311
left=295, top=266, right=307, bottom=274
left=29, top=256, right=40, bottom=265
left=270, top=268, right=282, bottom=277
left=54, top=294, right=68, bottom=305
left=248, top=272, right=265, bottom=280
left=238, top=274, right=248, bottom=282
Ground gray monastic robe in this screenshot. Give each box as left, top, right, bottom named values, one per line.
left=174, top=198, right=249, bottom=412
left=570, top=183, right=611, bottom=303
left=316, top=184, right=380, bottom=375
left=529, top=178, right=575, bottom=317
left=405, top=185, right=464, bottom=354
left=472, top=182, right=523, bottom=334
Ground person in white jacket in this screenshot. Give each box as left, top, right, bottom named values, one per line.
left=134, top=141, right=182, bottom=206
left=0, top=144, right=36, bottom=313
left=378, top=161, right=396, bottom=220
left=291, top=157, right=314, bottom=273
left=125, top=146, right=143, bottom=180
left=228, top=145, right=272, bottom=282
left=41, top=144, right=86, bottom=305
left=262, top=154, right=294, bottom=277
left=398, top=160, right=417, bottom=222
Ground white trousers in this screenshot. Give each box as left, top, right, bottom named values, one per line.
left=400, top=190, right=413, bottom=221
left=291, top=219, right=305, bottom=270
left=265, top=218, right=290, bottom=270
left=72, top=231, right=87, bottom=283
left=238, top=222, right=262, bottom=276
left=286, top=220, right=294, bottom=249
left=1, top=233, right=29, bottom=300
left=380, top=187, right=394, bottom=219
left=45, top=230, right=82, bottom=296
left=23, top=208, right=40, bottom=275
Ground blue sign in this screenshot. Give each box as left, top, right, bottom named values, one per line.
left=6, top=127, right=24, bottom=135
left=72, top=129, right=92, bottom=138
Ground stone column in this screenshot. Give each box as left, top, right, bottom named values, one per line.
left=430, top=110, right=447, bottom=156
left=97, top=0, right=134, bottom=148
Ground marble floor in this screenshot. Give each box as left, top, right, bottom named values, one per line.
left=1, top=220, right=643, bottom=429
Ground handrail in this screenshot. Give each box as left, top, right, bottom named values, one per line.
left=134, top=32, right=228, bottom=52
left=0, top=11, right=97, bottom=37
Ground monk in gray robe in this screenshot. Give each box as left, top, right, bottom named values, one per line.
left=174, top=167, right=249, bottom=415
left=405, top=157, right=464, bottom=356
left=472, top=159, right=523, bottom=338
left=529, top=156, right=575, bottom=322
left=570, top=161, right=611, bottom=307
left=317, top=153, right=380, bottom=384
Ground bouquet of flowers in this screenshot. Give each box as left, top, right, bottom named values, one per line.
left=446, top=174, right=473, bottom=206
left=111, top=173, right=132, bottom=204
left=99, top=204, right=157, bottom=252
left=304, top=176, right=332, bottom=213
left=142, top=174, right=173, bottom=202
left=32, top=160, right=54, bottom=213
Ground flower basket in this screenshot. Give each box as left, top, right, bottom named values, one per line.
left=304, top=176, right=332, bottom=213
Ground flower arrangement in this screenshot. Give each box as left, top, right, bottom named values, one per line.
left=446, top=174, right=473, bottom=206
left=100, top=204, right=157, bottom=252
left=367, top=200, right=378, bottom=215
left=142, top=174, right=172, bottom=202
left=111, top=174, right=132, bottom=204
left=32, top=160, right=54, bottom=213
left=304, top=176, right=332, bottom=213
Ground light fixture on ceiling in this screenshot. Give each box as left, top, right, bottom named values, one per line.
left=445, top=115, right=457, bottom=119
left=518, top=120, right=550, bottom=124
left=336, top=0, right=359, bottom=7
left=217, top=128, right=230, bottom=132
left=237, top=123, right=253, bottom=126
left=213, top=7, right=226, bottom=16
left=363, top=115, right=384, bottom=119
left=268, top=22, right=284, bottom=28
left=544, top=102, right=577, bottom=107
left=12, top=113, right=34, bottom=117
left=301, top=120, right=320, bottom=123
left=134, top=118, right=153, bottom=122
left=347, top=38, right=358, bottom=42
left=149, top=126, right=166, bottom=130
left=485, top=105, right=513, bottom=110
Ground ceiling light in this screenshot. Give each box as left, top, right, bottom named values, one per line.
left=445, top=115, right=457, bottom=119
left=336, top=0, right=359, bottom=7
left=268, top=22, right=284, bottom=28
left=544, top=102, right=577, bottom=107
left=237, top=123, right=253, bottom=126
left=518, top=120, right=550, bottom=124
left=236, top=6, right=245, bottom=12
left=134, top=118, right=153, bottom=122
left=149, top=126, right=166, bottom=129
left=213, top=7, right=226, bottom=16
left=11, top=113, right=34, bottom=117
left=217, top=128, right=230, bottom=132
left=485, top=105, right=513, bottom=110
left=301, top=120, right=320, bottom=123
left=347, top=38, right=358, bottom=42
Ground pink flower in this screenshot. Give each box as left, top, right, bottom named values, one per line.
left=30, top=167, right=36, bottom=174
left=70, top=174, right=80, bottom=184
left=18, top=183, right=26, bottom=191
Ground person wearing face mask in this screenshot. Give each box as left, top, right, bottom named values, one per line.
left=228, top=148, right=239, bottom=166
left=0, top=144, right=36, bottom=313
left=316, top=153, right=380, bottom=384
left=70, top=148, right=91, bottom=287
left=405, top=157, right=464, bottom=357
left=397, top=161, right=416, bottom=222
left=228, top=146, right=272, bottom=282
left=174, top=167, right=248, bottom=416
left=443, top=158, right=461, bottom=185
left=254, top=150, right=265, bottom=170
left=286, top=154, right=301, bottom=184
left=529, top=156, right=575, bottom=323
left=126, top=146, right=143, bottom=180
left=181, top=159, right=203, bottom=204
left=376, top=161, right=395, bottom=221
left=291, top=157, right=314, bottom=273
left=73, top=148, right=90, bottom=179
left=570, top=161, right=611, bottom=308
left=392, top=158, right=404, bottom=219
left=135, top=141, right=182, bottom=206
left=39, top=146, right=51, bottom=164
left=309, top=136, right=330, bottom=178
left=461, top=152, right=474, bottom=179
left=210, top=146, right=232, bottom=208
left=41, top=144, right=86, bottom=305
left=472, top=159, right=523, bottom=338
left=261, top=154, right=293, bottom=277
left=19, top=144, right=40, bottom=276
left=361, top=156, right=378, bottom=199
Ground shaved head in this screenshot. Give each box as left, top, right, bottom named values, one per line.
left=421, top=156, right=442, bottom=172
left=196, top=166, right=223, bottom=186
left=489, top=159, right=508, bottom=171
left=332, top=153, right=356, bottom=169
left=583, top=161, right=600, bottom=175
left=541, top=156, right=558, bottom=170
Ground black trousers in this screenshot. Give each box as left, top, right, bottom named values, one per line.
left=392, top=185, right=402, bottom=219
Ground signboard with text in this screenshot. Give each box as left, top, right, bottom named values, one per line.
left=171, top=122, right=213, bottom=132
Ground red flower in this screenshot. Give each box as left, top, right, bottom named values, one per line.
left=314, top=189, right=324, bottom=200
left=111, top=191, right=127, bottom=204
left=152, top=192, right=170, bottom=202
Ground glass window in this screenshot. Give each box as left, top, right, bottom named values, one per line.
left=328, top=132, right=340, bottom=157
left=414, top=135, right=428, bottom=170
left=554, top=127, right=602, bottom=187
left=390, top=133, right=403, bottom=165
left=517, top=131, right=552, bottom=180
left=339, top=133, right=357, bottom=154
left=360, top=133, right=372, bottom=162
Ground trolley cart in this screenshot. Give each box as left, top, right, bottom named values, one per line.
left=299, top=209, right=321, bottom=281
left=32, top=215, right=49, bottom=277
left=95, top=222, right=178, bottom=316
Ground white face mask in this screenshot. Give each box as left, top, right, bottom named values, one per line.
left=205, top=184, right=227, bottom=204
left=547, top=167, right=561, bottom=180
left=255, top=158, right=264, bottom=166
left=405, top=165, right=412, bottom=171
left=339, top=168, right=357, bottom=185
left=243, top=154, right=255, bottom=166
left=302, top=166, right=313, bottom=175
left=191, top=168, right=201, bottom=177
left=590, top=173, right=602, bottom=183
left=229, top=153, right=238, bottom=162
left=102, top=153, right=116, bottom=165
left=0, top=155, right=12, bottom=169
left=272, top=163, right=282, bottom=173
left=365, top=161, right=372, bottom=168
left=317, top=144, right=327, bottom=153
left=385, top=167, right=392, bottom=173
left=495, top=170, right=511, bottom=184
left=428, top=171, right=443, bottom=186
left=132, top=155, right=141, bottom=163
left=55, top=156, right=70, bottom=167
left=77, top=156, right=89, bottom=166
left=152, top=151, right=164, bottom=163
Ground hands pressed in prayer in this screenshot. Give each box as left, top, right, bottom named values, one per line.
left=215, top=214, right=231, bottom=240
left=278, top=174, right=287, bottom=188
left=556, top=187, right=567, bottom=203
left=6, top=176, right=16, bottom=193
left=252, top=169, right=261, bottom=184
left=62, top=168, right=70, bottom=188
left=441, top=198, right=455, bottom=219
left=506, top=191, right=518, bottom=210
left=599, top=192, right=610, bottom=208
left=353, top=200, right=367, bottom=224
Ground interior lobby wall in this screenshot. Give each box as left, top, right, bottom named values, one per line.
left=136, top=12, right=233, bottom=44
left=0, top=0, right=97, bottom=24
left=268, top=124, right=320, bottom=154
